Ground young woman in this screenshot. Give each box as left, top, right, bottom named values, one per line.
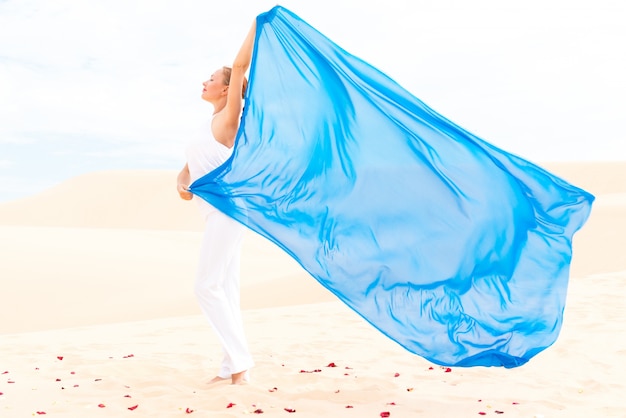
left=176, top=20, right=256, bottom=385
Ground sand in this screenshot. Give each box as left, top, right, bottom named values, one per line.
left=1, top=162, right=625, bottom=417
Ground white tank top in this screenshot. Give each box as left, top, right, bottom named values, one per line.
left=186, top=119, right=233, bottom=217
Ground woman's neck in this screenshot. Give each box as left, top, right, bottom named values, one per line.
left=212, top=98, right=227, bottom=115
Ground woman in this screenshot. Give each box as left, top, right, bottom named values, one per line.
left=176, top=20, right=256, bottom=385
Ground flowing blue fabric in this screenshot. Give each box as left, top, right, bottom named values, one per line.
left=190, top=6, right=594, bottom=368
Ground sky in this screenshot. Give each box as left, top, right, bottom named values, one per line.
left=0, top=0, right=624, bottom=202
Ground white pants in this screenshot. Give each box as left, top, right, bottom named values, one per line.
left=194, top=207, right=254, bottom=378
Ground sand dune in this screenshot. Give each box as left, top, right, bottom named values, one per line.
left=1, top=162, right=625, bottom=230
left=1, top=162, right=625, bottom=417
left=0, top=170, right=203, bottom=231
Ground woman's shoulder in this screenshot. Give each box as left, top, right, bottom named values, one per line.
left=211, top=113, right=237, bottom=149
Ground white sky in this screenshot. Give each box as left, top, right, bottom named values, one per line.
left=0, top=0, right=624, bottom=202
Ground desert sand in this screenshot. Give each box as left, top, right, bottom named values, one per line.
left=0, top=162, right=625, bottom=417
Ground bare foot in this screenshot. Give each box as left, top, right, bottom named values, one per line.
left=207, top=376, right=228, bottom=385
left=231, top=370, right=247, bottom=385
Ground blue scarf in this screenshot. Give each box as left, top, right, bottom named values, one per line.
left=190, top=6, right=593, bottom=368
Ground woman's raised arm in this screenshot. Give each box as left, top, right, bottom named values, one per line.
left=216, top=20, right=257, bottom=147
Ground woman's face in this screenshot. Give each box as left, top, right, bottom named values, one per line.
left=201, top=69, right=228, bottom=102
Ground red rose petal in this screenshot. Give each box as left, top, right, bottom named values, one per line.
left=1, top=371, right=8, bottom=374
left=124, top=395, right=132, bottom=398
left=345, top=405, right=353, bottom=408
left=123, top=354, right=135, bottom=358
left=344, top=366, right=353, bottom=369
left=98, top=404, right=106, bottom=408
left=284, top=408, right=296, bottom=413
left=70, top=371, right=75, bottom=375
left=185, top=408, right=194, bottom=414
left=444, top=367, right=452, bottom=373
left=428, top=367, right=434, bottom=370
left=226, top=403, right=235, bottom=408
left=387, top=402, right=396, bottom=405
left=36, top=412, right=47, bottom=415
left=253, top=408, right=264, bottom=414
left=128, top=405, right=138, bottom=411
left=327, top=362, right=337, bottom=367
left=478, top=413, right=486, bottom=416
left=394, top=373, right=400, bottom=377
left=380, top=412, right=391, bottom=417
left=495, top=411, right=504, bottom=415
left=268, top=387, right=278, bottom=392
left=7, top=380, right=15, bottom=384
left=73, top=384, right=79, bottom=387
left=55, top=378, right=61, bottom=382
left=57, top=356, right=63, bottom=360
left=0, top=392, right=3, bottom=396
left=512, top=402, right=519, bottom=405
left=406, top=388, right=414, bottom=392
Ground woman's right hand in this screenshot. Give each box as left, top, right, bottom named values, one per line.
left=177, top=164, right=193, bottom=200
left=177, top=183, right=193, bottom=201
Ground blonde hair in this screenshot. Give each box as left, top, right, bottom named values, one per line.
left=221, top=66, right=248, bottom=99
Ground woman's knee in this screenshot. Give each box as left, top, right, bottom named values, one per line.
left=194, top=276, right=224, bottom=299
